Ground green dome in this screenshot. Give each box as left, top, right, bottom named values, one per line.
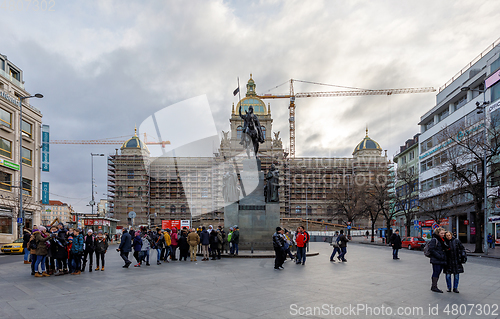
left=236, top=74, right=267, bottom=115
left=121, top=129, right=149, bottom=151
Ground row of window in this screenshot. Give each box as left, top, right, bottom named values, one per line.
left=421, top=162, right=481, bottom=192
left=0, top=171, right=32, bottom=195
left=0, top=107, right=33, bottom=137
left=398, top=150, right=415, bottom=165
left=0, top=137, right=32, bottom=165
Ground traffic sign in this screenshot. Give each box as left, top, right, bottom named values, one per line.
left=17, top=218, right=23, bottom=223
left=347, top=226, right=351, bottom=229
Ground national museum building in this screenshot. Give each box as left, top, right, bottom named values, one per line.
left=108, top=76, right=391, bottom=228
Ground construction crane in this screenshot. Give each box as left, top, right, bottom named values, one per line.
left=257, top=79, right=436, bottom=158
left=50, top=133, right=171, bottom=148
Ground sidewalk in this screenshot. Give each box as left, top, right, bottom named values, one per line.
left=351, top=236, right=500, bottom=259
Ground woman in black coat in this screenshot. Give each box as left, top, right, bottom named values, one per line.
left=428, top=227, right=448, bottom=293
left=444, top=232, right=465, bottom=293
left=178, top=229, right=190, bottom=261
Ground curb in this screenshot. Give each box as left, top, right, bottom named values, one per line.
left=195, top=252, right=320, bottom=259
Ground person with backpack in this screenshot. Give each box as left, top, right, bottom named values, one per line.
left=330, top=233, right=341, bottom=262
left=82, top=229, right=95, bottom=272
left=390, top=229, right=402, bottom=260
left=70, top=229, right=84, bottom=275
left=337, top=229, right=349, bottom=262
left=444, top=231, right=465, bottom=293
left=94, top=231, right=108, bottom=271
left=426, top=227, right=448, bottom=293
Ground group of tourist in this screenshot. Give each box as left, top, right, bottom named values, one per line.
left=117, top=225, right=240, bottom=267
left=22, top=224, right=111, bottom=277
left=272, top=226, right=311, bottom=270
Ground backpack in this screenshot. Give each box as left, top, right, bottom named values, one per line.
left=423, top=238, right=435, bottom=258
left=29, top=239, right=37, bottom=250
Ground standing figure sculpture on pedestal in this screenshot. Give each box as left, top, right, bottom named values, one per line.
left=239, top=105, right=264, bottom=158
left=265, top=164, right=280, bottom=202
left=223, top=165, right=240, bottom=203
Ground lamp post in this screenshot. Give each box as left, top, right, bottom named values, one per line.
left=18, top=93, right=43, bottom=238
left=90, top=153, right=104, bottom=216
left=461, top=85, right=490, bottom=254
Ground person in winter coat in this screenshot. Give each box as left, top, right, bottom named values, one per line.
left=337, top=230, right=349, bottom=262
left=178, top=229, right=190, bottom=261
left=273, top=227, right=285, bottom=270
left=154, top=229, right=166, bottom=265
left=94, top=231, right=109, bottom=271
left=231, top=226, right=240, bottom=255
left=209, top=230, right=222, bottom=260
left=140, top=232, right=151, bottom=266
left=33, top=226, right=51, bottom=277
left=390, top=229, right=402, bottom=260
left=133, top=231, right=143, bottom=267
left=444, top=231, right=465, bottom=293
left=428, top=227, right=448, bottom=293
left=228, top=227, right=234, bottom=254
left=50, top=227, right=68, bottom=276
left=199, top=226, right=210, bottom=261
left=118, top=229, right=132, bottom=268
left=294, top=226, right=309, bottom=265
left=27, top=229, right=38, bottom=275
left=22, top=228, right=31, bottom=264
left=82, top=229, right=96, bottom=272
left=187, top=228, right=200, bottom=262
left=70, top=229, right=84, bottom=275
left=170, top=227, right=179, bottom=261
left=162, top=229, right=172, bottom=262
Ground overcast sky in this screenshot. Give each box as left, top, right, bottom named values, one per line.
left=2, top=0, right=500, bottom=212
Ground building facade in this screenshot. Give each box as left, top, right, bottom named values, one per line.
left=108, top=76, right=391, bottom=230
left=41, top=200, right=73, bottom=225
left=0, top=54, right=43, bottom=243
left=418, top=40, right=500, bottom=244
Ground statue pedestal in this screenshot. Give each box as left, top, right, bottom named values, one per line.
left=223, top=158, right=279, bottom=250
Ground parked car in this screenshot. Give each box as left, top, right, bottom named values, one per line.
left=401, top=237, right=426, bottom=250
left=1, top=238, right=24, bottom=254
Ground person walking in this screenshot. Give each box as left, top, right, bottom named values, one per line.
left=330, top=234, right=341, bottom=262
left=428, top=227, right=448, bottom=293
left=94, top=231, right=108, bottom=271
left=444, top=231, right=465, bottom=293
left=187, top=228, right=200, bottom=262
left=294, top=226, right=307, bottom=265
left=133, top=231, right=143, bottom=267
left=337, top=230, right=349, bottom=262
left=82, top=229, right=95, bottom=272
left=273, top=227, right=285, bottom=270
left=117, top=229, right=132, bottom=268
left=163, top=229, right=172, bottom=262
left=390, top=229, right=402, bottom=260
left=70, top=228, right=84, bottom=275
left=231, top=226, right=240, bottom=256
left=200, top=226, right=210, bottom=261
left=33, top=226, right=51, bottom=277
left=140, top=232, right=151, bottom=266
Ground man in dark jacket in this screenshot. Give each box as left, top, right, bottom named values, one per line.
left=118, top=229, right=132, bottom=268
left=390, top=229, right=402, bottom=260
left=200, top=226, right=210, bottom=261
left=273, top=227, right=285, bottom=270
left=22, top=228, right=31, bottom=264
left=337, top=230, right=349, bottom=262
left=231, top=225, right=240, bottom=256
left=82, top=229, right=96, bottom=272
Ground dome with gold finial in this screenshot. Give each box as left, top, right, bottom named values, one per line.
left=236, top=74, right=267, bottom=115
left=353, top=128, right=382, bottom=155
left=121, top=127, right=149, bottom=151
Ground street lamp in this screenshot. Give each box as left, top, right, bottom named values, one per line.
left=90, top=153, right=105, bottom=215
left=18, top=93, right=43, bottom=238
left=462, top=85, right=490, bottom=255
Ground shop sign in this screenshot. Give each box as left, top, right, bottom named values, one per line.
left=471, top=227, right=476, bottom=235
left=464, top=220, right=469, bottom=225
left=0, top=158, right=20, bottom=171
left=488, top=216, right=500, bottom=223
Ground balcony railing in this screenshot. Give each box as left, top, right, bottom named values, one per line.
left=0, top=68, right=24, bottom=89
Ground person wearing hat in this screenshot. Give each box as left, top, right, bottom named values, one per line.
left=94, top=231, right=108, bottom=271
left=82, top=229, right=96, bottom=272
left=231, top=225, right=240, bottom=256
left=70, top=228, right=84, bottom=275
left=273, top=227, right=285, bottom=270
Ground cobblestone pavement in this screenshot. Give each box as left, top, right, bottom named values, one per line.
left=0, top=242, right=499, bottom=319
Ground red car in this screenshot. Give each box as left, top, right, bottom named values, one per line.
left=402, top=237, right=426, bottom=250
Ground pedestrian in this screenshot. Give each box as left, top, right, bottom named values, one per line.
left=228, top=227, right=234, bottom=255
left=187, top=228, right=200, bottom=262
left=94, top=231, right=108, bottom=271
left=133, top=231, right=143, bottom=267
left=178, top=228, right=189, bottom=261
left=284, top=230, right=294, bottom=261
left=27, top=230, right=38, bottom=275
left=330, top=232, right=341, bottom=262
left=294, top=226, right=307, bottom=265
left=444, top=231, right=465, bottom=293
left=22, top=228, right=31, bottom=264
left=33, top=226, right=51, bottom=277
left=365, top=230, right=369, bottom=239
left=154, top=229, right=165, bottom=265
left=163, top=229, right=172, bottom=262
left=218, top=225, right=226, bottom=254
left=428, top=227, right=448, bottom=293
left=170, top=227, right=179, bottom=261
left=390, top=229, right=402, bottom=260
left=66, top=236, right=73, bottom=274
left=273, top=227, right=285, bottom=270
left=487, top=233, right=494, bottom=249
left=337, top=230, right=349, bottom=262
left=231, top=225, right=240, bottom=256
left=141, top=232, right=151, bottom=266
left=82, top=229, right=96, bottom=272
left=117, top=229, right=132, bottom=268
left=70, top=228, right=84, bottom=275
left=200, top=226, right=210, bottom=261
left=51, top=227, right=68, bottom=276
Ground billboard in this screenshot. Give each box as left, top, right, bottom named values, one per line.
left=41, top=182, right=49, bottom=205
left=162, top=219, right=190, bottom=229
left=41, top=125, right=49, bottom=172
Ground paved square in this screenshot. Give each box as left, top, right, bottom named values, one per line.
left=0, top=242, right=499, bottom=318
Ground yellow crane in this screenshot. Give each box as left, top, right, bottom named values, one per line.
left=257, top=79, right=436, bottom=158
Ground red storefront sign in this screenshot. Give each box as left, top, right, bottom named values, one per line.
left=424, top=220, right=435, bottom=227
left=464, top=220, right=469, bottom=225
left=440, top=218, right=449, bottom=226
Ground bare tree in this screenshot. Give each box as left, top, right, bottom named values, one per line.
left=368, top=166, right=395, bottom=242
left=394, top=162, right=419, bottom=237
left=418, top=187, right=457, bottom=225
left=330, top=175, right=367, bottom=237
left=435, top=111, right=500, bottom=253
